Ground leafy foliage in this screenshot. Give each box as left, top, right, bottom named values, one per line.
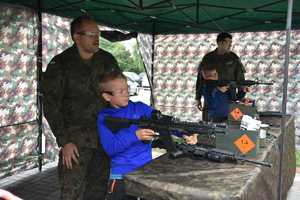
left=296, top=150, right=300, bottom=167
left=100, top=38, right=144, bottom=73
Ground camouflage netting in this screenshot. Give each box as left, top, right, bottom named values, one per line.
left=146, top=32, right=300, bottom=127
left=0, top=4, right=72, bottom=178
left=1, top=2, right=299, bottom=179
left=125, top=116, right=296, bottom=200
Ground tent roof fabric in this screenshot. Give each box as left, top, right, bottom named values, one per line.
left=1, top=0, right=299, bottom=34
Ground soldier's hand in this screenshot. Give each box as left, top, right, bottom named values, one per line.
left=136, top=129, right=155, bottom=141
left=62, top=143, right=79, bottom=169
left=197, top=101, right=203, bottom=111
left=242, top=86, right=250, bottom=93
left=241, top=97, right=254, bottom=105
left=217, top=85, right=230, bottom=93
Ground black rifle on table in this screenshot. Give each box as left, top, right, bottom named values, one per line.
left=202, top=79, right=273, bottom=88
left=104, top=110, right=226, bottom=155
left=173, top=142, right=272, bottom=167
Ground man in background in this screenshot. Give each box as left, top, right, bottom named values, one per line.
left=195, top=32, right=246, bottom=121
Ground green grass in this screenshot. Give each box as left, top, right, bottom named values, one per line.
left=296, top=150, right=300, bottom=167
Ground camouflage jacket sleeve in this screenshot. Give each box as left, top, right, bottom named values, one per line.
left=195, top=67, right=203, bottom=101
left=42, top=56, right=68, bottom=147
left=195, top=54, right=208, bottom=101
left=232, top=53, right=246, bottom=81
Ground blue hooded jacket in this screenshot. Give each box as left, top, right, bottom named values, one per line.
left=97, top=101, right=153, bottom=177
left=202, top=86, right=245, bottom=119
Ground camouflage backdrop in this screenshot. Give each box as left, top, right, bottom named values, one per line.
left=0, top=4, right=72, bottom=178
left=1, top=3, right=299, bottom=178
left=150, top=32, right=300, bottom=131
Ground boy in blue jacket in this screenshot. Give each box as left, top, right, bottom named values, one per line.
left=200, top=62, right=246, bottom=122
left=97, top=71, right=197, bottom=200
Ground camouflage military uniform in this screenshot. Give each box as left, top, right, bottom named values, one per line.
left=196, top=48, right=246, bottom=120
left=42, top=45, right=120, bottom=200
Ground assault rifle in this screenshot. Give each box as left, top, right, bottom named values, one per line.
left=173, top=143, right=272, bottom=167
left=203, top=79, right=273, bottom=88
left=104, top=110, right=225, bottom=135
left=104, top=110, right=226, bottom=154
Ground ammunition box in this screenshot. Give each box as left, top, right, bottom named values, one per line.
left=228, top=103, right=258, bottom=125
left=216, top=128, right=259, bottom=157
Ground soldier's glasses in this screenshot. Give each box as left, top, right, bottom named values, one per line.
left=77, top=31, right=100, bottom=38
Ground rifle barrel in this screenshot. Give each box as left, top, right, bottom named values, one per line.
left=203, top=80, right=273, bottom=87
left=241, top=81, right=273, bottom=85
left=256, top=82, right=273, bottom=85
left=235, top=156, right=272, bottom=167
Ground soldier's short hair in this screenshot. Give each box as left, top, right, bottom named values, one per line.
left=70, top=15, right=94, bottom=40
left=216, top=32, right=232, bottom=43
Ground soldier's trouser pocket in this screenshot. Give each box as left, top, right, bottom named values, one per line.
left=58, top=148, right=109, bottom=200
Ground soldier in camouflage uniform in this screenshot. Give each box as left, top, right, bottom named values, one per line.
left=42, top=15, right=120, bottom=200
left=195, top=32, right=247, bottom=121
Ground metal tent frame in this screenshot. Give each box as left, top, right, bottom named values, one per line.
left=0, top=1, right=297, bottom=199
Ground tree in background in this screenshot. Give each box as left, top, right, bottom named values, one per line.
left=100, top=38, right=144, bottom=73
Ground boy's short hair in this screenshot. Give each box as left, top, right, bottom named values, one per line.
left=216, top=32, right=232, bottom=43
left=98, top=70, right=126, bottom=91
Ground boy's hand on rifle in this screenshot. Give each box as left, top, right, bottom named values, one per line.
left=136, top=128, right=155, bottom=141
left=242, top=86, right=250, bottom=92
left=183, top=134, right=198, bottom=145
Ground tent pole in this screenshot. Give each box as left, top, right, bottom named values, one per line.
left=278, top=0, right=293, bottom=199
left=36, top=0, right=44, bottom=172
left=150, top=22, right=156, bottom=106
left=196, top=0, right=199, bottom=23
